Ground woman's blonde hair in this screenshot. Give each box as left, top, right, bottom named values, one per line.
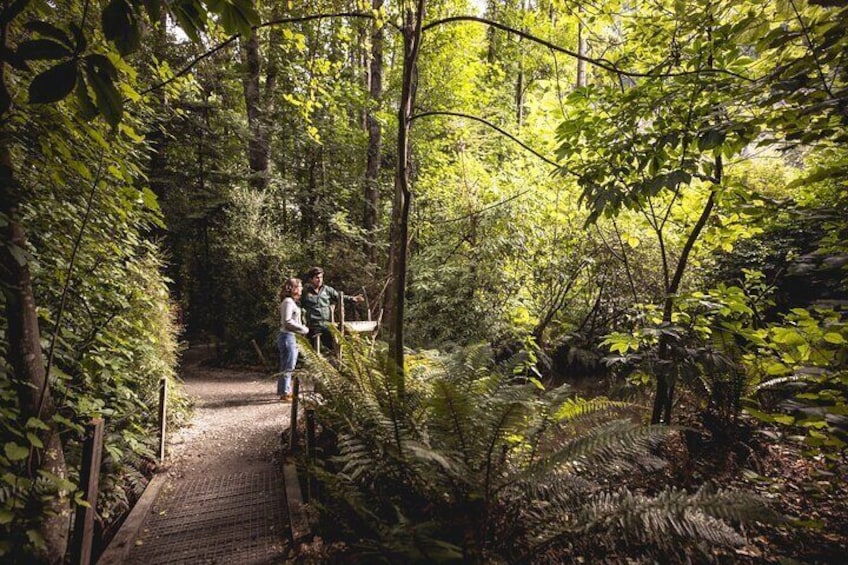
left=281, top=277, right=302, bottom=299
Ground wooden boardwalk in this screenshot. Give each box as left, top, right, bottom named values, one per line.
left=121, top=464, right=289, bottom=564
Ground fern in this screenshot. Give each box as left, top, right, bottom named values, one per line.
left=302, top=337, right=775, bottom=563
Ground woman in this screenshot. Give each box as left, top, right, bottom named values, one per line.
left=277, top=277, right=309, bottom=400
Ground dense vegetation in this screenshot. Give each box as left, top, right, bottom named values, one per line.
left=1, top=0, right=845, bottom=562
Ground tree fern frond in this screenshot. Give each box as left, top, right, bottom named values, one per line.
left=554, top=396, right=634, bottom=423
left=519, top=421, right=673, bottom=481
left=689, top=484, right=782, bottom=525
left=532, top=486, right=756, bottom=553
left=753, top=373, right=814, bottom=393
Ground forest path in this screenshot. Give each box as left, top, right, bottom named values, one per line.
left=118, top=345, right=293, bottom=564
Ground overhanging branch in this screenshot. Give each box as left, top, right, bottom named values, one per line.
left=140, top=12, right=377, bottom=97
left=410, top=110, right=565, bottom=170
left=423, top=16, right=756, bottom=82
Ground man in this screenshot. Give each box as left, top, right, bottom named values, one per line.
left=301, top=266, right=363, bottom=355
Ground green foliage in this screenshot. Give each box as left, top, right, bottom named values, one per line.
left=301, top=336, right=774, bottom=563
left=1, top=0, right=259, bottom=121
left=601, top=269, right=847, bottom=460
left=742, top=307, right=848, bottom=457
left=1, top=5, right=186, bottom=556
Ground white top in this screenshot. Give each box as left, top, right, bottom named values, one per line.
left=280, top=297, right=309, bottom=335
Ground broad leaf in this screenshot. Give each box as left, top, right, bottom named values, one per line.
left=4, top=442, right=28, bottom=461
left=17, top=39, right=72, bottom=60
left=698, top=129, right=726, bottom=151
left=102, top=0, right=142, bottom=56
left=24, top=20, right=73, bottom=47
left=28, top=60, right=77, bottom=104
left=75, top=77, right=98, bottom=121
left=85, top=55, right=122, bottom=126
left=170, top=0, right=207, bottom=43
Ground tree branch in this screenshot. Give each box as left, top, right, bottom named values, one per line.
left=410, top=110, right=562, bottom=169
left=422, top=16, right=756, bottom=82
left=140, top=12, right=377, bottom=97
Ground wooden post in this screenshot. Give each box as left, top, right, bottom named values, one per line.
left=288, top=376, right=300, bottom=452
left=158, top=377, right=167, bottom=462
left=70, top=418, right=104, bottom=565
left=338, top=292, right=345, bottom=360
left=305, top=408, right=316, bottom=502
left=250, top=338, right=270, bottom=369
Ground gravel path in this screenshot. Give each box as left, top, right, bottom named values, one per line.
left=164, top=345, right=291, bottom=477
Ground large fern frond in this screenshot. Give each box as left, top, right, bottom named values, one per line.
left=530, top=485, right=775, bottom=555
left=515, top=420, right=673, bottom=482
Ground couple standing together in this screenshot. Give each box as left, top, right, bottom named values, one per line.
left=276, top=266, right=363, bottom=400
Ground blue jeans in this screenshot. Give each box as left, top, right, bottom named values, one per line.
left=276, top=331, right=298, bottom=395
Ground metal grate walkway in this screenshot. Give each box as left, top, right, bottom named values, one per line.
left=124, top=465, right=289, bottom=565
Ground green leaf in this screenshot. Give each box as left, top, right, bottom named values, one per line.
left=69, top=22, right=87, bottom=52
left=25, top=417, right=49, bottom=430
left=85, top=54, right=122, bottom=126
left=170, top=1, right=206, bottom=43
left=24, top=21, right=73, bottom=47
left=824, top=332, right=846, bottom=345
left=4, top=442, right=29, bottom=461
left=75, top=76, right=98, bottom=120
left=26, top=432, right=43, bottom=449
left=102, top=0, right=141, bottom=55
left=773, top=414, right=795, bottom=425
left=17, top=39, right=71, bottom=60
left=26, top=529, right=45, bottom=549
left=698, top=129, right=726, bottom=151
left=765, top=361, right=789, bottom=376
left=29, top=60, right=77, bottom=104
left=0, top=508, right=13, bottom=525
left=215, top=0, right=259, bottom=37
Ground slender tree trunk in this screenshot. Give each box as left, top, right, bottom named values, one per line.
left=386, top=0, right=425, bottom=385
left=240, top=24, right=270, bottom=191
left=651, top=156, right=722, bottom=424
left=0, top=20, right=69, bottom=563
left=364, top=0, right=384, bottom=264
left=485, top=0, right=499, bottom=63
left=515, top=0, right=527, bottom=125
left=148, top=10, right=170, bottom=202
left=576, top=11, right=586, bottom=87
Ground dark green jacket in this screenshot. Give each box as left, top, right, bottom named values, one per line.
left=301, top=283, right=353, bottom=329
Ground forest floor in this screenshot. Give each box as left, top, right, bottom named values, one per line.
left=646, top=405, right=848, bottom=564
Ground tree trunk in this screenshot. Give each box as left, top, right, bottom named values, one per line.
left=240, top=25, right=270, bottom=191
left=1, top=155, right=70, bottom=565
left=1, top=19, right=69, bottom=561
left=651, top=157, right=721, bottom=424
left=576, top=13, right=586, bottom=87
left=515, top=0, right=527, bottom=125
left=364, top=0, right=384, bottom=264
left=386, top=0, right=425, bottom=385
